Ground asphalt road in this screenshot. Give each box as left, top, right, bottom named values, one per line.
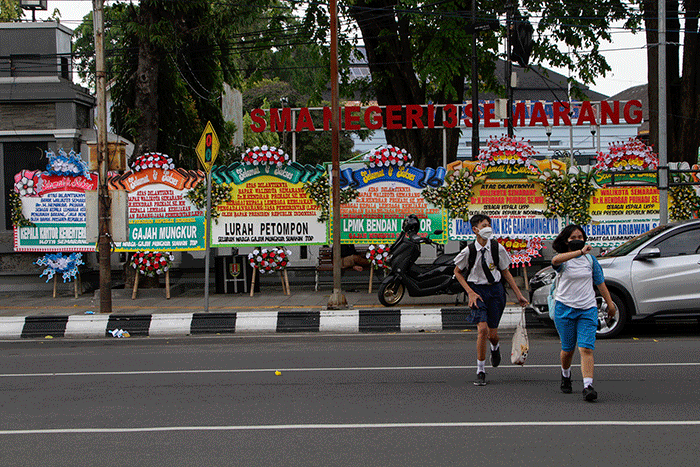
left=1, top=328, right=699, bottom=466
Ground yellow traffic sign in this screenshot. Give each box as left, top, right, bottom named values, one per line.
left=196, top=121, right=220, bottom=172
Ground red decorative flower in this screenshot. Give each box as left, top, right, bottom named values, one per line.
left=242, top=146, right=289, bottom=167
left=130, top=152, right=175, bottom=173
left=367, top=145, right=412, bottom=168
left=365, top=244, right=390, bottom=270
left=596, top=138, right=658, bottom=172
left=477, top=136, right=538, bottom=172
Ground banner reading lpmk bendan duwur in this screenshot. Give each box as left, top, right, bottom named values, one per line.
left=334, top=151, right=448, bottom=245
left=210, top=161, right=328, bottom=247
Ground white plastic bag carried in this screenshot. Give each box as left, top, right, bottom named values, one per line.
left=510, top=307, right=529, bottom=365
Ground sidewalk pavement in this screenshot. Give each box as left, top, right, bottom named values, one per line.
left=0, top=274, right=531, bottom=339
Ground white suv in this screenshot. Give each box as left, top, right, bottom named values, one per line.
left=529, top=219, right=700, bottom=338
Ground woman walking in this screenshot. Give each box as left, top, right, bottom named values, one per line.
left=551, top=224, right=617, bottom=401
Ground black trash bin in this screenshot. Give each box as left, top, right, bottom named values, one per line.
left=215, top=255, right=258, bottom=293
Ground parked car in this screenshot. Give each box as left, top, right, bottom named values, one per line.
left=529, top=219, right=700, bottom=338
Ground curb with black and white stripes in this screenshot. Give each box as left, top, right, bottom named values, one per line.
left=0, top=306, right=526, bottom=339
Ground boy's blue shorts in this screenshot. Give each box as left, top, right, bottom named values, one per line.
left=468, top=282, right=506, bottom=329
left=553, top=302, right=598, bottom=351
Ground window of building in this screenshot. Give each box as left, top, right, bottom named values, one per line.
left=3, top=142, right=47, bottom=230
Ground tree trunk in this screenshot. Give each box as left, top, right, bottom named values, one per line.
left=133, top=1, right=161, bottom=157
left=678, top=0, right=700, bottom=165
left=644, top=0, right=699, bottom=165
left=348, top=0, right=460, bottom=168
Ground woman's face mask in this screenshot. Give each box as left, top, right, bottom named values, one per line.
left=477, top=226, right=494, bottom=240
left=568, top=239, right=585, bottom=251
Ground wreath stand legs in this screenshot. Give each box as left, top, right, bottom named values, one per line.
left=368, top=267, right=374, bottom=294
left=250, top=268, right=257, bottom=297
left=132, top=271, right=170, bottom=300
left=132, top=272, right=139, bottom=300
left=53, top=275, right=58, bottom=298
left=280, top=270, right=290, bottom=295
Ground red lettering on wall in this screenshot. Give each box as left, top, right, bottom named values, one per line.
left=624, top=100, right=643, bottom=124
left=386, top=105, right=402, bottom=129
left=553, top=102, right=571, bottom=126
left=576, top=101, right=597, bottom=125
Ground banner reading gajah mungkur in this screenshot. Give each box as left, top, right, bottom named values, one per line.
left=210, top=157, right=328, bottom=247
left=109, top=154, right=207, bottom=251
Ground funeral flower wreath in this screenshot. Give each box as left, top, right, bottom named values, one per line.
left=248, top=247, right=291, bottom=273
left=130, top=251, right=174, bottom=277
left=36, top=253, right=83, bottom=283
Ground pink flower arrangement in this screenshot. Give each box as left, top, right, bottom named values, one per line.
left=596, top=138, right=658, bottom=172
left=365, top=244, right=390, bottom=269
left=14, top=170, right=42, bottom=196
left=367, top=145, right=412, bottom=168
left=130, top=153, right=175, bottom=172
left=242, top=146, right=289, bottom=166
left=477, top=136, right=538, bottom=171
left=130, top=251, right=174, bottom=277
left=248, top=247, right=291, bottom=274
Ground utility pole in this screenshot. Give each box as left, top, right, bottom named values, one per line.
left=470, top=0, right=479, bottom=160
left=658, top=0, right=669, bottom=224
left=505, top=3, right=514, bottom=137
left=327, top=0, right=347, bottom=309
left=93, top=0, right=112, bottom=313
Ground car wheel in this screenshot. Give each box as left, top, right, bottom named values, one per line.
left=378, top=279, right=405, bottom=307
left=596, top=291, right=627, bottom=338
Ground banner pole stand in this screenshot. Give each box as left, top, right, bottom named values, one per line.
left=204, top=171, right=212, bottom=312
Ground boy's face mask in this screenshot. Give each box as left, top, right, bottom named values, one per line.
left=477, top=226, right=494, bottom=240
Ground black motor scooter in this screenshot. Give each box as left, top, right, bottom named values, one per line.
left=378, top=215, right=464, bottom=307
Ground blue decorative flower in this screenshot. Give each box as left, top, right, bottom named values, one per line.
left=45, top=149, right=91, bottom=179
left=36, top=253, right=84, bottom=282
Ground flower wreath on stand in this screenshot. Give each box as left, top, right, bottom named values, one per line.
left=365, top=244, right=390, bottom=270
left=130, top=251, right=174, bottom=277
left=477, top=136, right=539, bottom=173
left=248, top=247, right=291, bottom=274
left=366, top=145, right=412, bottom=168
left=36, top=253, right=84, bottom=283
left=242, top=146, right=290, bottom=166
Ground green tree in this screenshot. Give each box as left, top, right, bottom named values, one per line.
left=0, top=0, right=23, bottom=22
left=299, top=0, right=638, bottom=168
left=74, top=0, right=271, bottom=169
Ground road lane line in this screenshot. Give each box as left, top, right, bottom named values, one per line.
left=1, top=362, right=699, bottom=378
left=1, top=420, right=700, bottom=435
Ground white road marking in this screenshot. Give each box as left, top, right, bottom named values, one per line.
left=1, top=420, right=700, bottom=435
left=1, top=362, right=699, bottom=378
